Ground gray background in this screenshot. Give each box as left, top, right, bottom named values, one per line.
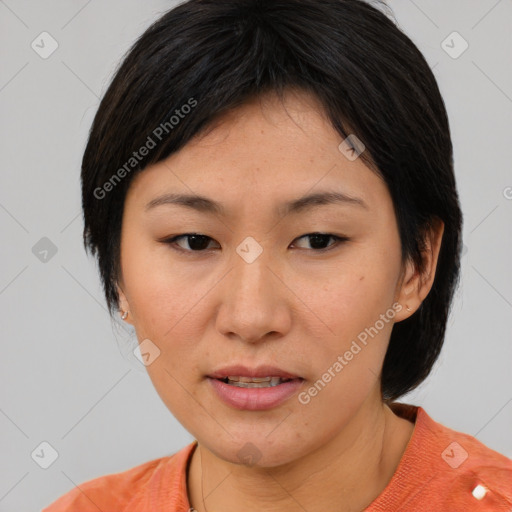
left=1, top=1, right=511, bottom=510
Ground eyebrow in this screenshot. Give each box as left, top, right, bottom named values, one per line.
left=145, top=190, right=368, bottom=217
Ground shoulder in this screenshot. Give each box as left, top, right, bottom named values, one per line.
left=380, top=404, right=512, bottom=511
left=433, top=417, right=512, bottom=509
left=41, top=457, right=169, bottom=511
left=42, top=441, right=196, bottom=512
left=415, top=405, right=512, bottom=472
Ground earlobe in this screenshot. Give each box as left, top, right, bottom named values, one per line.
left=394, top=260, right=418, bottom=320
left=116, top=284, right=133, bottom=324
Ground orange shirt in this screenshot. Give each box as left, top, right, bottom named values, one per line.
left=43, top=404, right=512, bottom=511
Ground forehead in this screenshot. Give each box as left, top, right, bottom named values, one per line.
left=126, top=90, right=389, bottom=215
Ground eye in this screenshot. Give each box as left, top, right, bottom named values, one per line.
left=161, top=234, right=219, bottom=253
left=292, top=233, right=348, bottom=251
left=160, top=232, right=348, bottom=254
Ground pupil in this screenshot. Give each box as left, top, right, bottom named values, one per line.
left=309, top=234, right=330, bottom=250
left=188, top=235, right=209, bottom=250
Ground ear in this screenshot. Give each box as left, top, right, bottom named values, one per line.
left=116, top=282, right=134, bottom=325
left=394, top=217, right=444, bottom=321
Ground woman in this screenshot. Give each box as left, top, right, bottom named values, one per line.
left=44, top=0, right=512, bottom=510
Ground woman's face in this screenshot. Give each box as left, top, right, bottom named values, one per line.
left=117, top=90, right=415, bottom=466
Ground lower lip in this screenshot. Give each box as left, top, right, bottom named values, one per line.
left=207, top=377, right=304, bottom=410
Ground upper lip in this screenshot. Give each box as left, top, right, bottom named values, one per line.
left=208, top=365, right=302, bottom=380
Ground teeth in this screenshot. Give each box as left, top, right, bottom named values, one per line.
left=225, top=376, right=289, bottom=388
left=228, top=376, right=272, bottom=383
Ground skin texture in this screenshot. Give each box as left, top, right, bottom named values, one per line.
left=117, top=90, right=444, bottom=512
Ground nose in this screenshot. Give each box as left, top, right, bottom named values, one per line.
left=215, top=243, right=291, bottom=344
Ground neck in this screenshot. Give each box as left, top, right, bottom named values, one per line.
left=187, top=394, right=414, bottom=512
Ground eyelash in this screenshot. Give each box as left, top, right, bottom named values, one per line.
left=159, top=233, right=349, bottom=255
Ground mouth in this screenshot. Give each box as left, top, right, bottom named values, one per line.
left=207, top=365, right=304, bottom=386
left=214, top=376, right=302, bottom=388
left=206, top=364, right=305, bottom=409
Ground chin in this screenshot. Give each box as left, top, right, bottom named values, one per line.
left=198, top=430, right=310, bottom=469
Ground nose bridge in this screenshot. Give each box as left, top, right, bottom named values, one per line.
left=231, top=236, right=275, bottom=307
left=216, top=236, right=288, bottom=342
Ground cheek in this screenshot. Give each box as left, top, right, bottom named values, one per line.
left=304, top=252, right=400, bottom=337
left=121, top=239, right=202, bottom=332
left=297, top=248, right=401, bottom=382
